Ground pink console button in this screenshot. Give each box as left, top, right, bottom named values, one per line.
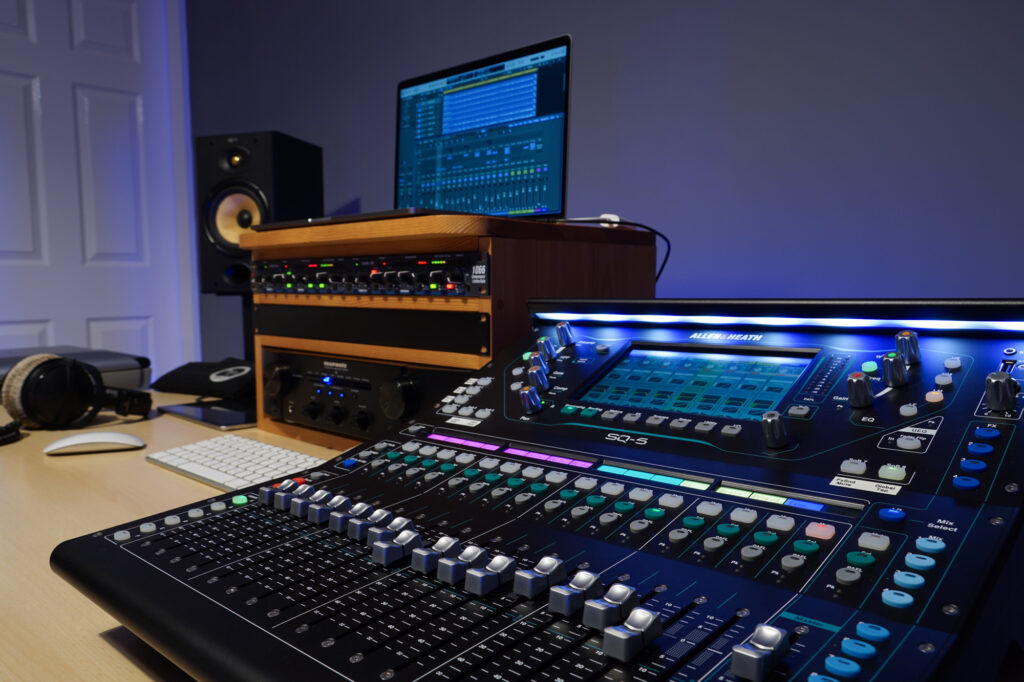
left=805, top=522, right=836, bottom=541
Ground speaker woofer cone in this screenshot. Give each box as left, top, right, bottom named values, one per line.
left=204, top=183, right=267, bottom=255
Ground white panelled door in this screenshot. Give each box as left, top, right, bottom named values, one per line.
left=0, top=0, right=197, bottom=378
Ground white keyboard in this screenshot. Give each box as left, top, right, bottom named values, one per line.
left=145, top=435, right=325, bottom=491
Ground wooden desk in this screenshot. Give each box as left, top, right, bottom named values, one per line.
left=0, top=393, right=357, bottom=680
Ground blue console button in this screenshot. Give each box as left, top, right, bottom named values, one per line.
left=960, top=459, right=987, bottom=473
left=905, top=552, right=937, bottom=571
left=967, top=442, right=995, bottom=456
left=808, top=675, right=841, bottom=682
left=974, top=427, right=1000, bottom=440
left=878, top=507, right=906, bottom=523
left=855, top=621, right=891, bottom=643
left=841, top=638, right=877, bottom=660
left=342, top=458, right=358, bottom=468
left=952, top=475, right=980, bottom=490
left=893, top=570, right=926, bottom=590
left=881, top=588, right=915, bottom=609
left=915, top=537, right=946, bottom=554
left=824, top=655, right=862, bottom=678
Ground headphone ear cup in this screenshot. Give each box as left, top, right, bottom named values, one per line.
left=1, top=353, right=61, bottom=428
left=1, top=354, right=101, bottom=429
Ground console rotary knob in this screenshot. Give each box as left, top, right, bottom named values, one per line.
left=527, top=365, right=550, bottom=392
left=328, top=405, right=348, bottom=425
left=303, top=400, right=323, bottom=420
left=895, top=330, right=922, bottom=365
left=986, top=371, right=1020, bottom=412
left=528, top=351, right=549, bottom=375
left=846, top=371, right=874, bottom=408
left=519, top=385, right=543, bottom=415
left=556, top=321, right=577, bottom=347
left=882, top=353, right=909, bottom=387
left=761, top=411, right=788, bottom=450
left=379, top=376, right=419, bottom=421
left=537, top=336, right=558, bottom=362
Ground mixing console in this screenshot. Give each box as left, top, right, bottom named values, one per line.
left=51, top=300, right=1024, bottom=681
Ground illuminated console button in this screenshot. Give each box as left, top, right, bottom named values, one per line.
left=856, top=622, right=891, bottom=643
left=893, top=570, right=926, bottom=590
left=805, top=523, right=836, bottom=541
left=924, top=390, right=944, bottom=404
left=960, top=458, right=987, bottom=473
left=824, top=656, right=862, bottom=679
left=916, top=537, right=946, bottom=554
left=627, top=488, right=654, bottom=503
left=878, top=507, right=906, bottom=522
left=974, top=427, right=1000, bottom=440
left=730, top=508, right=758, bottom=525
left=696, top=501, right=723, bottom=517
left=968, top=442, right=995, bottom=456
left=766, top=514, right=796, bottom=533
left=841, top=639, right=877, bottom=660
left=721, top=424, right=743, bottom=437
left=857, top=532, right=891, bottom=552
left=643, top=508, right=666, bottom=521
left=694, top=420, right=717, bottom=434
left=899, top=403, right=919, bottom=418
left=952, top=475, right=980, bottom=490
left=878, top=464, right=907, bottom=481
left=669, top=418, right=691, bottom=431
left=840, top=459, right=867, bottom=476
left=881, top=589, right=915, bottom=609
left=522, top=466, right=545, bottom=480
left=545, top=471, right=568, bottom=484
left=580, top=407, right=600, bottom=418
left=905, top=552, right=937, bottom=571
left=896, top=435, right=922, bottom=451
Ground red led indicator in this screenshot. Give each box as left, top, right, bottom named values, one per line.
left=417, top=261, right=427, bottom=265
left=446, top=283, right=455, bottom=290
left=371, top=269, right=379, bottom=274
left=307, top=263, right=318, bottom=268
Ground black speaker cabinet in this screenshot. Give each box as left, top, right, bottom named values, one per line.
left=195, top=131, right=323, bottom=295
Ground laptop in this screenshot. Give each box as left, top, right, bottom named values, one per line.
left=254, top=35, right=571, bottom=231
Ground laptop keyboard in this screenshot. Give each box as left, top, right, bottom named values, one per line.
left=145, top=435, right=324, bottom=491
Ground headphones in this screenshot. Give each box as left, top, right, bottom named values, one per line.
left=1, top=353, right=152, bottom=430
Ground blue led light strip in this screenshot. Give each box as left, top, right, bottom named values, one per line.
left=534, top=312, right=1024, bottom=333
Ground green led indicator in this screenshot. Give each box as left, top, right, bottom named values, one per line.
left=286, top=283, right=292, bottom=288
left=231, top=495, right=247, bottom=506
left=861, top=360, right=879, bottom=373
left=319, top=283, right=325, bottom=288
left=430, top=283, right=438, bottom=290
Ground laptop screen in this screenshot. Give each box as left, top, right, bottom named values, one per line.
left=395, top=36, right=571, bottom=219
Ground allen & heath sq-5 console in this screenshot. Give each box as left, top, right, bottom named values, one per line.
left=52, top=300, right=1024, bottom=681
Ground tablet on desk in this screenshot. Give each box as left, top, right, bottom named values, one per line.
left=158, top=400, right=256, bottom=430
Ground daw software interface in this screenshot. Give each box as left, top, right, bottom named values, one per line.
left=395, top=37, right=570, bottom=218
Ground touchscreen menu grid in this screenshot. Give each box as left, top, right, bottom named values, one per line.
left=581, top=348, right=812, bottom=420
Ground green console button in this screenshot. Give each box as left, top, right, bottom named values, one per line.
left=507, top=477, right=525, bottom=489
left=753, top=531, right=779, bottom=546
left=614, top=501, right=636, bottom=514
left=484, top=472, right=503, bottom=483
left=231, top=495, right=247, bottom=506
left=682, top=516, right=706, bottom=529
left=421, top=459, right=437, bottom=469
left=717, top=523, right=741, bottom=538
left=403, top=455, right=419, bottom=464
left=440, top=462, right=456, bottom=472
left=560, top=489, right=580, bottom=501
left=586, top=495, right=607, bottom=507
left=847, top=550, right=876, bottom=568
left=793, top=539, right=820, bottom=555
left=560, top=405, right=579, bottom=415
left=386, top=451, right=402, bottom=460
left=580, top=407, right=601, bottom=418
left=861, top=360, right=879, bottom=373
left=464, top=468, right=481, bottom=479
left=530, top=483, right=550, bottom=494
left=644, top=507, right=666, bottom=521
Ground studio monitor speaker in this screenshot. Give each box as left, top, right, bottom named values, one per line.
left=195, top=131, right=323, bottom=295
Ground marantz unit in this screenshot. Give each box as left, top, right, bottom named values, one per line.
left=239, top=214, right=656, bottom=447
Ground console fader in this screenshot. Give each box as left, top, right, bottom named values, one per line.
left=51, top=300, right=1024, bottom=681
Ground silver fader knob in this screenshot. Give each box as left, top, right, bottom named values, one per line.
left=437, top=545, right=488, bottom=585
left=882, top=353, right=909, bottom=387
left=411, top=535, right=462, bottom=575
left=519, top=385, right=543, bottom=415
left=371, top=530, right=423, bottom=566
left=366, top=516, right=415, bottom=546
left=730, top=623, right=791, bottom=682
left=986, top=371, right=1020, bottom=412
left=549, top=570, right=603, bottom=615
left=465, top=554, right=517, bottom=595
left=556, top=321, right=576, bottom=347
left=349, top=508, right=393, bottom=541
left=602, top=607, right=664, bottom=662
left=846, top=371, right=874, bottom=408
left=760, top=411, right=788, bottom=450
left=513, top=556, right=567, bottom=599
left=896, top=330, right=922, bottom=364
left=537, top=336, right=558, bottom=362
left=328, top=501, right=371, bottom=533
left=583, top=583, right=639, bottom=629
left=527, top=365, right=550, bottom=392
left=527, top=351, right=549, bottom=375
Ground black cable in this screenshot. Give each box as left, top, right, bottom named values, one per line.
left=556, top=216, right=672, bottom=282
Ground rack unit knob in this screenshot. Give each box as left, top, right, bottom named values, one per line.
left=895, top=330, right=922, bottom=364
left=985, top=371, right=1020, bottom=412
left=882, top=353, right=909, bottom=387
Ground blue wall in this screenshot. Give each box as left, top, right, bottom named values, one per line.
left=187, top=1, right=1024, bottom=356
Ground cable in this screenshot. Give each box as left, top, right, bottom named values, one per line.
left=557, top=214, right=672, bottom=282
